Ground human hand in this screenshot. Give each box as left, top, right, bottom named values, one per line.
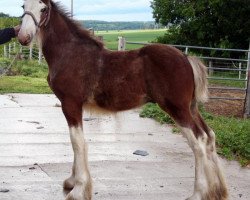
left=14, top=25, right=21, bottom=36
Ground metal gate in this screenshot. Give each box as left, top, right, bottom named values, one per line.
left=119, top=40, right=250, bottom=117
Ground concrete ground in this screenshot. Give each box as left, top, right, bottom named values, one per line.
left=0, top=94, right=249, bottom=200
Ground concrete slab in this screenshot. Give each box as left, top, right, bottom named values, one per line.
left=0, top=94, right=249, bottom=200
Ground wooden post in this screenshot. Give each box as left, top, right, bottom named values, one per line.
left=185, top=47, right=189, bottom=54
left=244, top=42, right=250, bottom=118
left=71, top=0, right=73, bottom=18
left=118, top=36, right=126, bottom=51
left=209, top=61, right=214, bottom=76
left=88, top=28, right=94, bottom=35
left=97, top=36, right=103, bottom=42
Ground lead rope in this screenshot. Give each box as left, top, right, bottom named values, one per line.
left=0, top=49, right=21, bottom=78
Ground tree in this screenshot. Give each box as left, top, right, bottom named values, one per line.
left=0, top=12, right=10, bottom=18
left=151, top=0, right=250, bottom=50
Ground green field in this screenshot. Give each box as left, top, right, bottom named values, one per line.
left=95, top=29, right=167, bottom=50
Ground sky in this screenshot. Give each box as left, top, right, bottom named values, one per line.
left=0, top=0, right=154, bottom=21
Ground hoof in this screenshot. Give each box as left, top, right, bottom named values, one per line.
left=185, top=186, right=228, bottom=200
left=64, top=182, right=92, bottom=200
left=63, top=176, right=75, bottom=190
left=65, top=191, right=81, bottom=200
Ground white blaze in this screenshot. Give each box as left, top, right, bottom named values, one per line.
left=19, top=0, right=47, bottom=41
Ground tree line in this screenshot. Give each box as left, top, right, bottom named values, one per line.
left=151, top=0, right=250, bottom=50
left=80, top=20, right=164, bottom=31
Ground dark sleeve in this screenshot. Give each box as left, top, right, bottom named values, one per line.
left=0, top=28, right=16, bottom=45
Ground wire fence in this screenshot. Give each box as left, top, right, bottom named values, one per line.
left=1, top=42, right=43, bottom=63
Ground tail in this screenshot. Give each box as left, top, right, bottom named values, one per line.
left=187, top=56, right=209, bottom=103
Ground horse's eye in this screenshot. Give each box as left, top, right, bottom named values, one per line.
left=21, top=5, right=24, bottom=9
left=41, top=8, right=46, bottom=13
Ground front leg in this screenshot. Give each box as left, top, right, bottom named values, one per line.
left=62, top=100, right=92, bottom=200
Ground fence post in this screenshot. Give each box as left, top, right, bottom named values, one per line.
left=38, top=48, right=42, bottom=64
left=19, top=45, right=23, bottom=54
left=208, top=61, right=214, bottom=76
left=29, top=46, right=33, bottom=60
left=239, top=62, right=242, bottom=79
left=4, top=45, right=7, bottom=57
left=244, top=42, right=250, bottom=118
left=118, top=36, right=126, bottom=51
left=97, top=36, right=103, bottom=42
left=13, top=42, right=16, bottom=52
left=185, top=47, right=189, bottom=54
left=8, top=43, right=11, bottom=58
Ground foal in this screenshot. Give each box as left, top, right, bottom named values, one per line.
left=18, top=0, right=228, bottom=200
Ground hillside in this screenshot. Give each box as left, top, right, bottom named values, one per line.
left=80, top=20, right=163, bottom=31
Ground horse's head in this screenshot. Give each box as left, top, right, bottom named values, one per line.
left=18, top=0, right=51, bottom=46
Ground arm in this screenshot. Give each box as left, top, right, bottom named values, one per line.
left=0, top=26, right=20, bottom=45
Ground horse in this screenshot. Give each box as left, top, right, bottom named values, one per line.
left=18, top=0, right=228, bottom=200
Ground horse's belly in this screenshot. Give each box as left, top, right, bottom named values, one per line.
left=87, top=90, right=147, bottom=113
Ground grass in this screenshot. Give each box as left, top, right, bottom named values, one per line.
left=208, top=71, right=247, bottom=88
left=0, top=76, right=51, bottom=94
left=95, top=29, right=167, bottom=50
left=140, top=103, right=250, bottom=166
left=0, top=58, right=51, bottom=94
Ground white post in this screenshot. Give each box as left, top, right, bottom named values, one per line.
left=8, top=43, right=11, bottom=58
left=4, top=45, right=7, bottom=57
left=239, top=62, right=242, bottom=80
left=244, top=42, right=250, bottom=118
left=185, top=47, right=189, bottom=54
left=209, top=61, right=213, bottom=76
left=19, top=46, right=23, bottom=54
left=13, top=42, right=16, bottom=52
left=118, top=36, right=126, bottom=51
left=29, top=46, right=33, bottom=60
left=71, top=0, right=73, bottom=18
left=38, top=48, right=42, bottom=64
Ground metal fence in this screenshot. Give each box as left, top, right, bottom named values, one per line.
left=118, top=39, right=250, bottom=117
left=2, top=42, right=43, bottom=64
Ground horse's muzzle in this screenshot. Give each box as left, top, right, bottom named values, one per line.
left=18, top=33, right=32, bottom=46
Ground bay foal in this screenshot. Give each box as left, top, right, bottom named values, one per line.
left=18, top=0, right=228, bottom=199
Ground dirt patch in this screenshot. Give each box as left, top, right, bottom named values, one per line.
left=204, top=88, right=246, bottom=118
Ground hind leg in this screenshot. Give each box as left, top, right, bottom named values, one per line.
left=191, top=106, right=228, bottom=199
left=159, top=103, right=228, bottom=200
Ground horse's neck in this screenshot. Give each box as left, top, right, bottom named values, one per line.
left=42, top=13, right=71, bottom=46
left=40, top=12, right=75, bottom=65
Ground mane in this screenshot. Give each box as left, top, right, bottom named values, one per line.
left=50, top=1, right=104, bottom=49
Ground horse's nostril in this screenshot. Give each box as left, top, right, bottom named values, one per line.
left=18, top=34, right=32, bottom=46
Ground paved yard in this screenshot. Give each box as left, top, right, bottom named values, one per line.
left=0, top=94, right=249, bottom=200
